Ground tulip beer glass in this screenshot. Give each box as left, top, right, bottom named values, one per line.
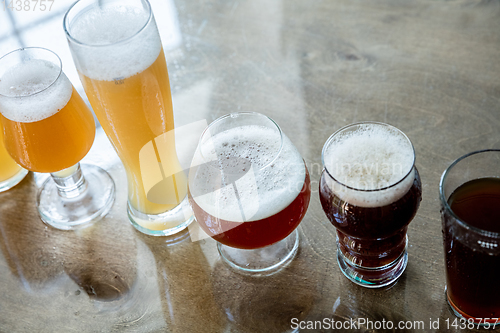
left=439, top=150, right=500, bottom=326
left=319, top=122, right=422, bottom=287
left=188, top=112, right=311, bottom=273
left=64, top=0, right=193, bottom=236
left=0, top=47, right=115, bottom=229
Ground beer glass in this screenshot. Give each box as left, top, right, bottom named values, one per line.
left=188, top=112, right=311, bottom=273
left=64, top=0, right=194, bottom=236
left=439, top=150, right=500, bottom=326
left=0, top=47, right=115, bottom=230
left=0, top=117, right=28, bottom=192
left=319, top=122, right=422, bottom=288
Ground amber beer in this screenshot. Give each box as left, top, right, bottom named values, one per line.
left=189, top=123, right=311, bottom=249
left=0, top=59, right=94, bottom=173
left=65, top=0, right=190, bottom=233
left=319, top=122, right=422, bottom=287
left=191, top=170, right=311, bottom=249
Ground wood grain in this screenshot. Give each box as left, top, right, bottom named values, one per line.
left=1, top=0, right=499, bottom=332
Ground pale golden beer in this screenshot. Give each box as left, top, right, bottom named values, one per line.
left=79, top=49, right=187, bottom=218
left=0, top=118, right=28, bottom=191
left=65, top=0, right=193, bottom=235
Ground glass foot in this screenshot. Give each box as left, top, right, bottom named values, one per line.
left=0, top=168, right=28, bottom=192
left=217, top=229, right=299, bottom=275
left=127, top=195, right=194, bottom=236
left=337, top=237, right=408, bottom=288
left=37, top=164, right=115, bottom=230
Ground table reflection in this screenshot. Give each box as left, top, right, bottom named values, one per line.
left=140, top=229, right=225, bottom=332
left=0, top=179, right=136, bottom=298
left=211, top=231, right=319, bottom=333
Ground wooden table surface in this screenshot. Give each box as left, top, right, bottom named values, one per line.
left=1, top=0, right=499, bottom=332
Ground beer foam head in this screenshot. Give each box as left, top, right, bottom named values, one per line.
left=190, top=125, right=306, bottom=222
left=0, top=59, right=72, bottom=123
left=323, top=123, right=415, bottom=207
left=67, top=4, right=162, bottom=81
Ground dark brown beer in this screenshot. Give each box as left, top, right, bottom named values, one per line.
left=320, top=168, right=422, bottom=267
left=444, top=177, right=500, bottom=319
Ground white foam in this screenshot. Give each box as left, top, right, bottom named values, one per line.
left=323, top=124, right=415, bottom=207
left=68, top=4, right=161, bottom=81
left=190, top=125, right=306, bottom=222
left=0, top=59, right=72, bottom=123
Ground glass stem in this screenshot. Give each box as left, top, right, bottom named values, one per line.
left=50, top=163, right=88, bottom=199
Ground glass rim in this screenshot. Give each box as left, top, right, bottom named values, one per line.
left=197, top=111, right=284, bottom=172
left=63, top=0, right=153, bottom=48
left=0, top=47, right=63, bottom=98
left=439, top=149, right=500, bottom=238
left=321, top=121, right=416, bottom=192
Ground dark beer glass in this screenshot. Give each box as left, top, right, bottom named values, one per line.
left=319, top=122, right=422, bottom=288
left=439, top=149, right=500, bottom=326
left=188, top=112, right=311, bottom=273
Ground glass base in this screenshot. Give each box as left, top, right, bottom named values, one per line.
left=0, top=168, right=28, bottom=192
left=127, top=195, right=194, bottom=236
left=446, top=289, right=500, bottom=327
left=37, top=164, right=115, bottom=230
left=217, top=229, right=299, bottom=275
left=337, top=237, right=408, bottom=288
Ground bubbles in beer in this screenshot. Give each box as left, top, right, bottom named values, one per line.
left=191, top=125, right=306, bottom=222
left=324, top=124, right=415, bottom=207
left=69, top=4, right=161, bottom=81
left=0, top=59, right=72, bottom=123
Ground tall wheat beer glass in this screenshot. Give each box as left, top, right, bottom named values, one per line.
left=0, top=47, right=115, bottom=229
left=64, top=0, right=194, bottom=235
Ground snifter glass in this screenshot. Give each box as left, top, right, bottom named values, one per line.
left=64, top=0, right=194, bottom=236
left=188, top=112, right=311, bottom=273
left=0, top=47, right=115, bottom=230
left=319, top=122, right=422, bottom=288
left=439, top=149, right=500, bottom=326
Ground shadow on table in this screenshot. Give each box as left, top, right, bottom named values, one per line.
left=0, top=174, right=137, bottom=301
left=298, top=260, right=432, bottom=333
left=140, top=228, right=226, bottom=332
left=210, top=244, right=320, bottom=333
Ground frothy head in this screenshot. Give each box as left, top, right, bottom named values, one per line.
left=190, top=124, right=306, bottom=222
left=65, top=2, right=161, bottom=81
left=0, top=58, right=72, bottom=123
left=323, top=122, right=415, bottom=207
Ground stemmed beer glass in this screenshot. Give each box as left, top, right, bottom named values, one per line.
left=188, top=112, right=311, bottom=273
left=0, top=47, right=115, bottom=230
